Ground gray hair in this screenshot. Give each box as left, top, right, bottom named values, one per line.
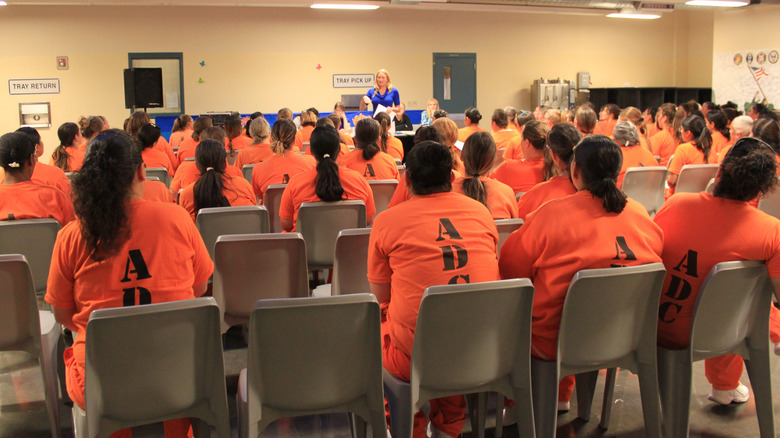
left=249, top=117, right=270, bottom=143
left=731, top=115, right=753, bottom=137
left=613, top=121, right=640, bottom=147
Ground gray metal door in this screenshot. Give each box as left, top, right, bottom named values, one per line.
left=433, top=53, right=477, bottom=114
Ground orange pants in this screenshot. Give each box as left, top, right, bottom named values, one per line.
left=64, top=347, right=192, bottom=438
left=381, top=322, right=466, bottom=438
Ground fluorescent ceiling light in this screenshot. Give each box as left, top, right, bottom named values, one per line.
left=685, top=0, right=748, bottom=6
left=0, top=1, right=7, bottom=5
left=607, top=11, right=661, bottom=18
left=311, top=3, right=380, bottom=9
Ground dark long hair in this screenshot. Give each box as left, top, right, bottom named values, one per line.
left=355, top=118, right=381, bottom=161
left=72, top=129, right=142, bottom=261
left=682, top=115, right=712, bottom=162
left=573, top=135, right=627, bottom=213
left=137, top=124, right=161, bottom=150
left=374, top=112, right=391, bottom=153
left=310, top=127, right=344, bottom=202
left=172, top=114, right=192, bottom=133
left=544, top=122, right=581, bottom=177
left=460, top=132, right=495, bottom=207
left=52, top=122, right=80, bottom=171
left=0, top=132, right=36, bottom=174
left=224, top=115, right=243, bottom=157
left=706, top=110, right=730, bottom=142
left=193, top=139, right=231, bottom=214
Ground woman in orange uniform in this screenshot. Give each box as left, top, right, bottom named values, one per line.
left=387, top=127, right=446, bottom=208
left=138, top=124, right=174, bottom=177
left=516, top=123, right=579, bottom=220
left=491, top=109, right=521, bottom=150
left=574, top=106, right=597, bottom=137
left=618, top=106, right=651, bottom=151
left=299, top=109, right=317, bottom=145
left=654, top=137, right=780, bottom=406
left=77, top=116, right=104, bottom=154
left=50, top=122, right=85, bottom=172
left=176, top=116, right=213, bottom=165
left=14, top=127, right=71, bottom=197
left=499, top=135, right=663, bottom=412
left=168, top=114, right=193, bottom=150
left=651, top=103, right=679, bottom=166
left=45, top=129, right=211, bottom=438
left=374, top=112, right=404, bottom=160
left=178, top=139, right=256, bottom=222
left=667, top=115, right=715, bottom=195
left=127, top=111, right=177, bottom=172
left=280, top=127, right=375, bottom=231
left=340, top=118, right=399, bottom=181
left=706, top=110, right=731, bottom=162
left=614, top=121, right=658, bottom=188
left=458, top=107, right=486, bottom=143
left=225, top=115, right=251, bottom=165
left=594, top=103, right=619, bottom=136
left=234, top=117, right=272, bottom=169
left=492, top=120, right=549, bottom=195
left=452, top=131, right=517, bottom=219
left=0, top=132, right=73, bottom=226
left=251, top=119, right=316, bottom=203
left=170, top=127, right=244, bottom=195
left=432, top=117, right=465, bottom=175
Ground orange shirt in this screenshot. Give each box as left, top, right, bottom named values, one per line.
left=251, top=153, right=316, bottom=203
left=667, top=142, right=713, bottom=176
left=141, top=147, right=174, bottom=176
left=293, top=130, right=304, bottom=152
left=452, top=176, right=518, bottom=219
left=499, top=191, right=663, bottom=360
left=279, top=166, right=376, bottom=230
left=492, top=129, right=521, bottom=150
left=491, top=157, right=545, bottom=194
left=387, top=174, right=411, bottom=208
left=650, top=129, right=678, bottom=167
left=384, top=136, right=404, bottom=161
left=368, top=191, right=500, bottom=356
left=169, top=129, right=194, bottom=150
left=154, top=136, right=177, bottom=172
left=646, top=122, right=660, bottom=139
left=32, top=161, right=71, bottom=198
left=49, top=146, right=85, bottom=172
left=458, top=125, right=485, bottom=143
left=299, top=126, right=315, bottom=144
left=0, top=181, right=74, bottom=226
left=617, top=145, right=659, bottom=188
left=143, top=180, right=173, bottom=203
left=178, top=174, right=257, bottom=222
left=234, top=143, right=273, bottom=169
left=170, top=161, right=243, bottom=195
left=503, top=136, right=525, bottom=161
left=516, top=175, right=576, bottom=220
left=45, top=199, right=213, bottom=382
left=339, top=150, right=399, bottom=181
left=710, top=131, right=731, bottom=163
left=594, top=119, right=617, bottom=137
left=227, top=134, right=252, bottom=153
left=654, top=192, right=780, bottom=348
left=176, top=137, right=198, bottom=165
left=339, top=133, right=355, bottom=147
left=305, top=140, right=351, bottom=160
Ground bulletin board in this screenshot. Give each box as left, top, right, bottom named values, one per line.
left=712, top=48, right=779, bottom=112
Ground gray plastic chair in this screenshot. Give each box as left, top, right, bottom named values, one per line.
left=145, top=167, right=171, bottom=188
left=0, top=218, right=61, bottom=297
left=396, top=159, right=405, bottom=178
left=674, top=164, right=719, bottom=194
left=242, top=164, right=255, bottom=182
left=332, top=228, right=372, bottom=296
left=0, top=254, right=62, bottom=437
left=383, top=279, right=536, bottom=438
left=515, top=192, right=525, bottom=201
left=237, top=294, right=386, bottom=438
left=263, top=184, right=287, bottom=233
left=367, top=179, right=398, bottom=215
left=195, top=205, right=270, bottom=262
left=530, top=263, right=666, bottom=438
left=72, top=297, right=230, bottom=438
left=758, top=186, right=780, bottom=220
left=212, top=233, right=309, bottom=333
left=658, top=261, right=775, bottom=438
left=297, top=200, right=367, bottom=272
left=146, top=176, right=160, bottom=182
left=494, top=218, right=523, bottom=255
left=622, top=167, right=667, bottom=217
left=65, top=172, right=75, bottom=183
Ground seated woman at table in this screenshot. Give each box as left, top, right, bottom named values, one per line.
left=420, top=98, right=438, bottom=126
left=393, top=103, right=413, bottom=131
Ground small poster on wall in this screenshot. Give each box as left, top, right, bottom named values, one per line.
left=713, top=48, right=779, bottom=112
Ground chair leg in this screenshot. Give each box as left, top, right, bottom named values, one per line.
left=512, top=386, right=536, bottom=438
left=575, top=370, right=599, bottom=422
left=635, top=362, right=662, bottom=438
left=599, top=368, right=617, bottom=429
left=369, top=407, right=389, bottom=438
left=465, top=393, right=486, bottom=438
left=531, top=357, right=559, bottom=438
left=383, top=371, right=412, bottom=438
left=349, top=413, right=368, bottom=438
left=744, top=348, right=776, bottom=438
left=658, top=347, right=692, bottom=438
left=494, top=393, right=504, bottom=438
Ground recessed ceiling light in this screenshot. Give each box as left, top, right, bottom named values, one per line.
left=0, top=1, right=8, bottom=6
left=685, top=0, right=748, bottom=6
left=311, top=3, right=380, bottom=9
left=607, top=11, right=661, bottom=19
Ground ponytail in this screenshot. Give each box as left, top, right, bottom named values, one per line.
left=590, top=177, right=627, bottom=214
left=193, top=139, right=231, bottom=214
left=172, top=114, right=192, bottom=133
left=374, top=112, right=391, bottom=153
left=683, top=115, right=712, bottom=162
left=52, top=145, right=71, bottom=171
left=53, top=122, right=79, bottom=171
left=311, top=127, right=345, bottom=202
left=270, top=119, right=297, bottom=155
left=706, top=110, right=731, bottom=142
left=544, top=123, right=581, bottom=178
left=461, top=132, right=495, bottom=207
left=355, top=118, right=381, bottom=161
left=573, top=135, right=627, bottom=214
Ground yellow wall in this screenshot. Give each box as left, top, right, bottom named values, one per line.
left=713, top=4, right=780, bottom=53
left=0, top=5, right=711, bottom=157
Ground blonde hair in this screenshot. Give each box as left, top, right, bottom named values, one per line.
left=300, top=109, right=317, bottom=127
left=544, top=109, right=562, bottom=126
left=373, top=69, right=393, bottom=91
left=619, top=106, right=647, bottom=137
left=432, top=117, right=459, bottom=147
left=249, top=117, right=271, bottom=144
left=426, top=98, right=440, bottom=119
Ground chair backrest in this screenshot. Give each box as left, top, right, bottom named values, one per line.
left=246, top=294, right=383, bottom=414
left=0, top=254, right=41, bottom=354
left=395, top=160, right=405, bottom=178
left=0, top=218, right=61, bottom=296
left=145, top=176, right=160, bottom=182
left=675, top=164, right=719, bottom=194
left=516, top=192, right=525, bottom=201
left=622, top=167, right=667, bottom=216
left=689, top=261, right=773, bottom=360
left=494, top=218, right=523, bottom=254
left=84, top=298, right=229, bottom=437
left=184, top=157, right=195, bottom=162
left=557, top=263, right=666, bottom=369
left=332, top=228, right=372, bottom=296
left=367, top=179, right=398, bottom=215
left=263, top=184, right=287, bottom=233
left=411, top=279, right=535, bottom=409
left=145, top=167, right=171, bottom=188
left=758, top=187, right=780, bottom=221
left=301, top=142, right=311, bottom=153
left=195, top=206, right=270, bottom=262
left=297, top=201, right=367, bottom=270
left=242, top=164, right=255, bottom=182
left=493, top=149, right=506, bottom=171
left=65, top=172, right=75, bottom=183
left=212, top=233, right=309, bottom=332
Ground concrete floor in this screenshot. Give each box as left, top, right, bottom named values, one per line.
left=2, top=335, right=779, bottom=438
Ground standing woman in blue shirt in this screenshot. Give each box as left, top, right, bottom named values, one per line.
left=360, top=69, right=400, bottom=113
